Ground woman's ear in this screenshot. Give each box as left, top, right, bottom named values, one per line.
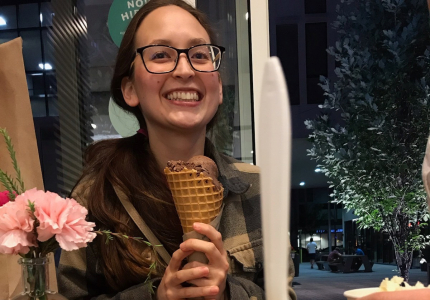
left=121, top=77, right=139, bottom=107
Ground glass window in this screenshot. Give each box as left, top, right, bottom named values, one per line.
left=307, top=77, right=324, bottom=105
left=31, top=73, right=45, bottom=96
left=40, top=2, right=53, bottom=27
left=305, top=22, right=327, bottom=76
left=80, top=0, right=121, bottom=145
left=305, top=0, right=326, bottom=14
left=276, top=24, right=300, bottom=105
left=26, top=74, right=34, bottom=96
left=18, top=4, right=39, bottom=29
left=45, top=71, right=57, bottom=96
left=1, top=0, right=256, bottom=193
left=0, top=31, right=18, bottom=44
left=21, top=30, right=43, bottom=71
left=30, top=96, right=47, bottom=117
left=86, top=3, right=117, bottom=68
left=197, top=0, right=254, bottom=163
left=305, top=22, right=327, bottom=104
left=0, top=5, right=17, bottom=30
left=42, top=29, right=55, bottom=70
left=48, top=96, right=58, bottom=117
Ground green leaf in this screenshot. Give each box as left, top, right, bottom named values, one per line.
left=0, top=170, right=18, bottom=199
left=0, top=128, right=25, bottom=194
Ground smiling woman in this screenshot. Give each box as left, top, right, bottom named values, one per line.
left=120, top=4, right=223, bottom=137
left=56, top=1, right=297, bottom=300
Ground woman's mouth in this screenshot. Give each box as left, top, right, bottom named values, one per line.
left=165, top=91, right=201, bottom=102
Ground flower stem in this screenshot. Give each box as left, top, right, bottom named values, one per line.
left=21, top=258, right=48, bottom=300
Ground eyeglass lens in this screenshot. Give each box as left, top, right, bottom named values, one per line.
left=141, top=45, right=222, bottom=73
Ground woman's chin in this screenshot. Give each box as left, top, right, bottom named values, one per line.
left=173, top=122, right=206, bottom=132
left=167, top=115, right=212, bottom=131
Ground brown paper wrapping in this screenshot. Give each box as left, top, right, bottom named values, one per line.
left=0, top=37, right=57, bottom=299
left=182, top=205, right=224, bottom=264
left=423, top=136, right=430, bottom=207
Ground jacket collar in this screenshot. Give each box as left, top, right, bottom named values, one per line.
left=205, top=139, right=250, bottom=197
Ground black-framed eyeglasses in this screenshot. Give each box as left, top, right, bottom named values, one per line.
left=135, top=44, right=225, bottom=74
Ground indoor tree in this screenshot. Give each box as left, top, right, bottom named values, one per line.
left=305, top=0, right=430, bottom=281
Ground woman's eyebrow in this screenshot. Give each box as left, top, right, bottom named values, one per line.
left=148, top=39, right=171, bottom=45
left=188, top=38, right=208, bottom=45
left=146, top=38, right=209, bottom=47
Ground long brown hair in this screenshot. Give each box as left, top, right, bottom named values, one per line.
left=79, top=0, right=221, bottom=292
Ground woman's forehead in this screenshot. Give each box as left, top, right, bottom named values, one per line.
left=135, top=5, right=210, bottom=47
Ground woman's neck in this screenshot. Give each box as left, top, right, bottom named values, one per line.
left=147, top=126, right=207, bottom=171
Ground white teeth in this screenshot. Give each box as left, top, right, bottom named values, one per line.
left=166, top=91, right=200, bottom=101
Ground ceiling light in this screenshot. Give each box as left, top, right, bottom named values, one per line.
left=299, top=182, right=305, bottom=186
left=40, top=13, right=43, bottom=23
left=315, top=168, right=321, bottom=173
left=91, top=123, right=97, bottom=129
left=0, top=16, right=6, bottom=26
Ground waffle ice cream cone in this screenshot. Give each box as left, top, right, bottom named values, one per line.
left=164, top=167, right=223, bottom=233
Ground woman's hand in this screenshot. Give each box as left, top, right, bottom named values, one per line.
left=358, top=289, right=430, bottom=300
left=180, top=222, right=230, bottom=300
left=156, top=246, right=220, bottom=300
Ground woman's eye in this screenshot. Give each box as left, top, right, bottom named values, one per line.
left=151, top=52, right=170, bottom=60
left=192, top=52, right=210, bottom=60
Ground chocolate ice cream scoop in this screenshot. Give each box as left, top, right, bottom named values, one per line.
left=166, top=156, right=222, bottom=191
left=187, top=155, right=221, bottom=190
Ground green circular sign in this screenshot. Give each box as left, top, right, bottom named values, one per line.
left=108, top=97, right=140, bottom=137
left=108, top=0, right=149, bottom=47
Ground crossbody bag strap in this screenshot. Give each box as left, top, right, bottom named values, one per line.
left=112, top=185, right=172, bottom=265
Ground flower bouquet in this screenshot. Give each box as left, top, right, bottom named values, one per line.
left=0, top=128, right=160, bottom=300
left=0, top=128, right=156, bottom=299
left=0, top=128, right=98, bottom=300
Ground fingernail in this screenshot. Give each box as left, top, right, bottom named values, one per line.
left=210, top=287, right=218, bottom=294
left=194, top=223, right=201, bottom=230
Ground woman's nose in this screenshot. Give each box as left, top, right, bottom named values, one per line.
left=172, top=53, right=195, bottom=79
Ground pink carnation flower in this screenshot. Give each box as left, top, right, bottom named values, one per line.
left=19, top=188, right=96, bottom=251
left=0, top=195, right=36, bottom=255
left=0, top=190, right=12, bottom=206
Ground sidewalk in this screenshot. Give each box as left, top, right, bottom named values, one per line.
left=293, top=263, right=429, bottom=300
